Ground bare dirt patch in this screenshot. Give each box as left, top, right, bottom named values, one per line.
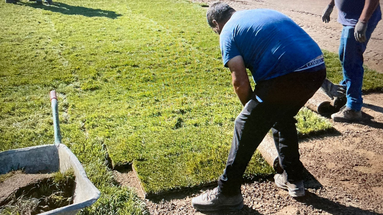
left=116, top=1, right=383, bottom=214
left=0, top=171, right=75, bottom=215
left=114, top=167, right=146, bottom=200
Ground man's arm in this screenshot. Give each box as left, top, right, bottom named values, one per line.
left=359, top=0, right=380, bottom=22
left=355, top=0, right=380, bottom=42
left=227, top=55, right=253, bottom=106
left=322, top=0, right=335, bottom=23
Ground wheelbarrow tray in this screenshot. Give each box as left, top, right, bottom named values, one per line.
left=0, top=144, right=100, bottom=215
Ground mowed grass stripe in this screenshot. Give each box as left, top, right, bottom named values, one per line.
left=1, top=1, right=149, bottom=213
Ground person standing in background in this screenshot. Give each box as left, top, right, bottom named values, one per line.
left=322, top=0, right=381, bottom=122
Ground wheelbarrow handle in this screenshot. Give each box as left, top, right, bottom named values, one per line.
left=50, top=90, right=62, bottom=145
left=50, top=90, right=58, bottom=101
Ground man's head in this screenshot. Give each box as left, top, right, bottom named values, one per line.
left=206, top=2, right=236, bottom=34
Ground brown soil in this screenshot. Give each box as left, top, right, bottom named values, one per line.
left=0, top=171, right=53, bottom=204
left=121, top=1, right=383, bottom=214
left=0, top=171, right=75, bottom=215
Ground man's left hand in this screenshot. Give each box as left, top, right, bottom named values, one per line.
left=355, top=21, right=368, bottom=43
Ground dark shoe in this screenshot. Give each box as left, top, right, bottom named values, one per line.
left=331, top=107, right=362, bottom=122
left=191, top=187, right=243, bottom=212
left=274, top=173, right=305, bottom=197
left=333, top=96, right=347, bottom=112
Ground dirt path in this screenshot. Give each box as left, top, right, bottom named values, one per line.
left=120, top=1, right=383, bottom=214
left=194, top=0, right=383, bottom=74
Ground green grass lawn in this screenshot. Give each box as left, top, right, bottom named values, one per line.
left=2, top=0, right=383, bottom=212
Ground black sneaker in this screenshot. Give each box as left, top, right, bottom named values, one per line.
left=274, top=173, right=305, bottom=197
left=191, top=187, right=244, bottom=212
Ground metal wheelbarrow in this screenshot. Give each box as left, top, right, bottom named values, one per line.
left=0, top=90, right=100, bottom=215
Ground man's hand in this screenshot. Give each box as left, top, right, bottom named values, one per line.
left=357, top=0, right=379, bottom=42
left=322, top=4, right=334, bottom=23
left=355, top=21, right=368, bottom=43
left=321, top=79, right=346, bottom=99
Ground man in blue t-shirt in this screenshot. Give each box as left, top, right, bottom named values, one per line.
left=192, top=2, right=326, bottom=212
left=322, top=0, right=381, bottom=122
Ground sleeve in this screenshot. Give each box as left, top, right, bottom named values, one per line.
left=220, top=30, right=241, bottom=68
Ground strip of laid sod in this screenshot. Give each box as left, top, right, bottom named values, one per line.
left=1, top=0, right=383, bottom=200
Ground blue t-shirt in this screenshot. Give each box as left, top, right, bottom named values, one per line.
left=220, top=9, right=323, bottom=83
left=336, top=0, right=382, bottom=26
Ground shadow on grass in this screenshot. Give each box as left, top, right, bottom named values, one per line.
left=18, top=1, right=122, bottom=19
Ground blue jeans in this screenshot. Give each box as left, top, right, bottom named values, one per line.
left=339, top=22, right=378, bottom=111
left=218, top=67, right=326, bottom=195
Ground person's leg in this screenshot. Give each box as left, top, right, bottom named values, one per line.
left=191, top=98, right=278, bottom=212
left=192, top=68, right=325, bottom=210
left=272, top=110, right=305, bottom=197
left=219, top=68, right=326, bottom=195
left=218, top=99, right=279, bottom=195
left=333, top=23, right=378, bottom=121
left=272, top=118, right=302, bottom=181
left=192, top=83, right=295, bottom=211
left=338, top=26, right=366, bottom=111
left=264, top=68, right=325, bottom=197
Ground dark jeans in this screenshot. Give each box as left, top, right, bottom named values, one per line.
left=218, top=67, right=326, bottom=195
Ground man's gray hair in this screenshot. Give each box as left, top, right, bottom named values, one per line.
left=206, top=2, right=236, bottom=27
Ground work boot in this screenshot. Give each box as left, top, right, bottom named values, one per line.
left=331, top=107, right=362, bottom=122
left=191, top=187, right=244, bottom=212
left=274, top=173, right=305, bottom=197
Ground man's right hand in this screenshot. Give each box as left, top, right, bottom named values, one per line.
left=322, top=4, right=334, bottom=23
